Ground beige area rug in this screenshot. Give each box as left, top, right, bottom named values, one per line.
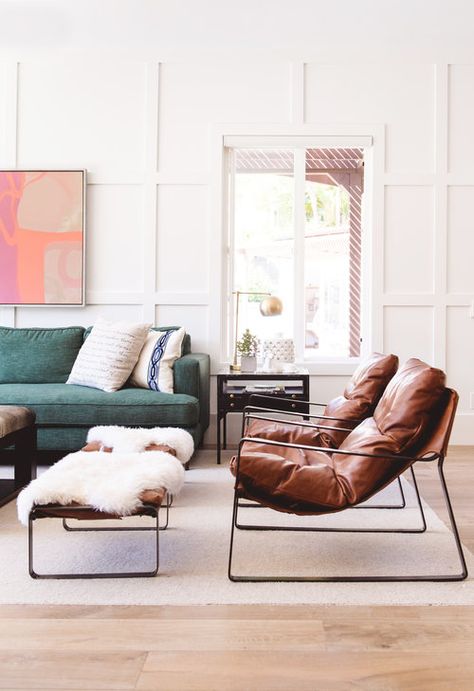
left=0, top=450, right=472, bottom=605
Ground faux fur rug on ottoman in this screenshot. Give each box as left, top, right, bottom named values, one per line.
left=17, top=426, right=194, bottom=525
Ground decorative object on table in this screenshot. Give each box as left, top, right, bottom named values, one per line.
left=0, top=170, right=86, bottom=305
left=236, top=328, right=259, bottom=373
left=129, top=327, right=185, bottom=393
left=261, top=337, right=295, bottom=363
left=66, top=317, right=150, bottom=392
left=261, top=353, right=273, bottom=373
left=230, top=291, right=283, bottom=371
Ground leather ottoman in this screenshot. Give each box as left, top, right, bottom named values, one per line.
left=0, top=405, right=36, bottom=508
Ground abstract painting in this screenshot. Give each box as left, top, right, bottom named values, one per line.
left=0, top=170, right=85, bottom=305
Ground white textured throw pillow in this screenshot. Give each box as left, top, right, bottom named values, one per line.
left=67, top=317, right=150, bottom=393
left=129, top=327, right=185, bottom=393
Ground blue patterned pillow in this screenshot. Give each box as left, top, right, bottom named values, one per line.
left=129, top=327, right=185, bottom=393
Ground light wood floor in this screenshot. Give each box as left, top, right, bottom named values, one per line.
left=0, top=447, right=472, bottom=690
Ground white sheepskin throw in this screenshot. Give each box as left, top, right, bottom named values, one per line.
left=86, top=426, right=194, bottom=463
left=17, top=426, right=193, bottom=526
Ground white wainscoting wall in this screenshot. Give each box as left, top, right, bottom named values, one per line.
left=0, top=59, right=473, bottom=443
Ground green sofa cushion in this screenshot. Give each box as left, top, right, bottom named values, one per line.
left=0, top=326, right=85, bottom=384
left=0, top=383, right=199, bottom=427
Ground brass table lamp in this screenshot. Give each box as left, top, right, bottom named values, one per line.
left=231, top=291, right=283, bottom=371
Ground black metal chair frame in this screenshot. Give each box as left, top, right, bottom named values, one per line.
left=228, top=429, right=468, bottom=583
left=28, top=502, right=162, bottom=579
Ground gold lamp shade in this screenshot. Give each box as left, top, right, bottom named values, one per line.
left=259, top=295, right=283, bottom=317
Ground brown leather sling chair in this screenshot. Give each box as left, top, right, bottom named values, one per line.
left=229, top=358, right=468, bottom=582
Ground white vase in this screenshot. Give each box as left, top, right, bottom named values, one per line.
left=240, top=355, right=257, bottom=373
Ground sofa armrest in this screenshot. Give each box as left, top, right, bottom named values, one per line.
left=173, top=353, right=210, bottom=433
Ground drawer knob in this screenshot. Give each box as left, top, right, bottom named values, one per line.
left=291, top=403, right=296, bottom=409
left=230, top=393, right=234, bottom=399
left=230, top=403, right=235, bottom=408
left=291, top=394, right=296, bottom=399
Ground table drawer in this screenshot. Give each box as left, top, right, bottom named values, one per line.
left=220, top=393, right=308, bottom=415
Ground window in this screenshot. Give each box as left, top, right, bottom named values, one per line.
left=227, top=144, right=365, bottom=361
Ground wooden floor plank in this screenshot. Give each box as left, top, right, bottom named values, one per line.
left=0, top=619, right=325, bottom=653
left=0, top=651, right=146, bottom=690
left=137, top=650, right=474, bottom=691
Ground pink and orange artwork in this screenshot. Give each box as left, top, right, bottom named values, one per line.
left=0, top=170, right=85, bottom=305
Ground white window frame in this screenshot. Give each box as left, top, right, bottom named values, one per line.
left=209, top=123, right=385, bottom=376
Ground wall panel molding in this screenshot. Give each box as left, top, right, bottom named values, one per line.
left=0, top=62, right=18, bottom=327
left=86, top=172, right=145, bottom=185
left=142, top=61, right=160, bottom=324
left=155, top=173, right=209, bottom=185
left=432, top=63, right=449, bottom=369
left=382, top=294, right=437, bottom=305
left=1, top=61, right=18, bottom=166
left=154, top=292, right=209, bottom=306
left=290, top=62, right=304, bottom=124
left=85, top=291, right=145, bottom=305
left=383, top=173, right=436, bottom=185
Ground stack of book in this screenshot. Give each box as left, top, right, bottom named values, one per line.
left=244, top=385, right=285, bottom=394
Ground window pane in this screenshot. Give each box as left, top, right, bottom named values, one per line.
left=228, top=146, right=364, bottom=362
left=304, top=149, right=363, bottom=358
left=233, top=150, right=294, bottom=344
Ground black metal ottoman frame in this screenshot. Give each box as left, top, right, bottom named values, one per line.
left=62, top=493, right=171, bottom=531
left=28, top=502, right=162, bottom=579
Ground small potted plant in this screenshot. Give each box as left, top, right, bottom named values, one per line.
left=236, top=329, right=259, bottom=372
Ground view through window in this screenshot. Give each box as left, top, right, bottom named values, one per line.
left=229, top=146, right=364, bottom=360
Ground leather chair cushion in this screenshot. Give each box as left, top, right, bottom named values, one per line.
left=246, top=418, right=326, bottom=448
left=333, top=359, right=446, bottom=504
left=247, top=352, right=398, bottom=449
left=234, top=441, right=347, bottom=515
left=321, top=352, right=399, bottom=447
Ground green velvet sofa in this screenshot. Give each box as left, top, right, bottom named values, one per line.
left=0, top=326, right=210, bottom=457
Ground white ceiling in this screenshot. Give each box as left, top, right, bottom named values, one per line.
left=0, top=0, right=473, bottom=61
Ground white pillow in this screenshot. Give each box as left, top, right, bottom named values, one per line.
left=129, top=327, right=185, bottom=393
left=67, top=317, right=150, bottom=393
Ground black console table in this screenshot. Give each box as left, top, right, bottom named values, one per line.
left=216, top=370, right=310, bottom=464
